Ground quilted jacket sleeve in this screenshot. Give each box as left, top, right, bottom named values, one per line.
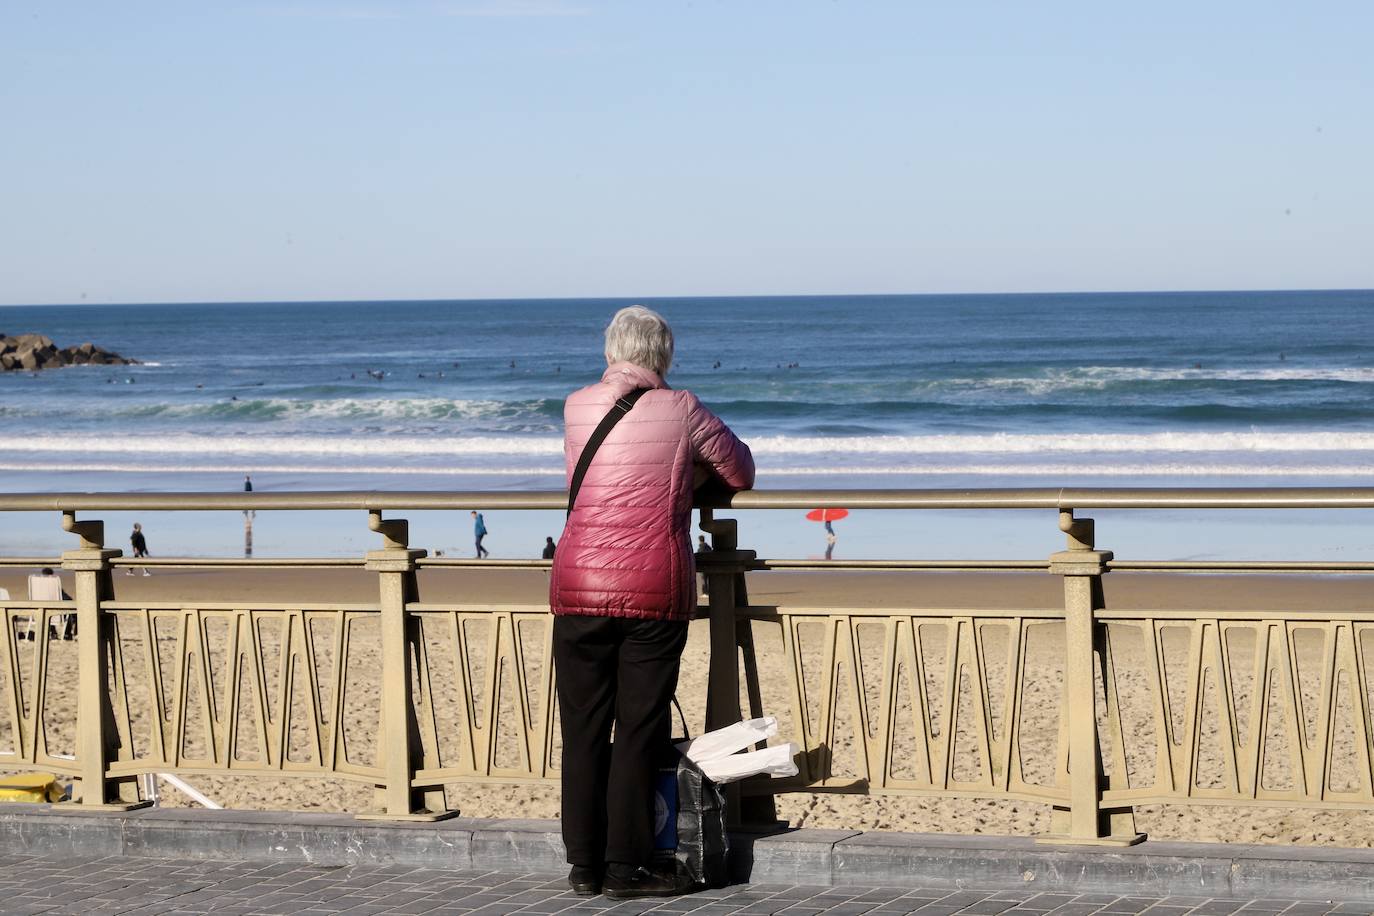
left=686, top=392, right=755, bottom=490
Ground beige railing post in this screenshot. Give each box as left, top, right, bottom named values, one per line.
left=359, top=510, right=453, bottom=821
left=1043, top=509, right=1142, bottom=845
left=61, top=512, right=149, bottom=810
left=699, top=509, right=779, bottom=828
left=699, top=509, right=742, bottom=732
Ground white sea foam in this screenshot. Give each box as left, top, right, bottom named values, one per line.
left=1077, top=366, right=1374, bottom=383
left=745, top=431, right=1374, bottom=455
left=937, top=366, right=1374, bottom=395
left=104, top=397, right=550, bottom=422
left=2, top=461, right=1372, bottom=478
left=758, top=464, right=1374, bottom=476
left=7, top=430, right=1374, bottom=459
left=0, top=462, right=565, bottom=476
left=0, top=433, right=564, bottom=457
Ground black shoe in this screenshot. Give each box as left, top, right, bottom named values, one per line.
left=601, top=866, right=693, bottom=899
left=567, top=865, right=601, bottom=896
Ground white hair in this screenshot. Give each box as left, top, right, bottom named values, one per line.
left=604, top=306, right=674, bottom=377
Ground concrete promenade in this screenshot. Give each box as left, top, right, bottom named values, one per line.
left=0, top=855, right=1368, bottom=916
left=2, top=807, right=1374, bottom=913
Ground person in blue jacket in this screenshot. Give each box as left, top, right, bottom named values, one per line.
left=471, top=510, right=490, bottom=558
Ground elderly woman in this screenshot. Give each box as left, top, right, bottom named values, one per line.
left=551, top=306, right=754, bottom=899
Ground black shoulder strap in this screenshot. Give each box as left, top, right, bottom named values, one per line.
left=567, top=387, right=650, bottom=518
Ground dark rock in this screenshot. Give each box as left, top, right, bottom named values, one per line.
left=0, top=332, right=138, bottom=371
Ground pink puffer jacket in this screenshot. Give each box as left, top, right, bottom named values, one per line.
left=551, top=362, right=755, bottom=621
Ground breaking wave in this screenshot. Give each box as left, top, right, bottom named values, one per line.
left=0, top=397, right=565, bottom=423
left=9, top=430, right=1374, bottom=458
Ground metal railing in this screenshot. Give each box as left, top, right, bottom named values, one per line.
left=5, top=488, right=1374, bottom=844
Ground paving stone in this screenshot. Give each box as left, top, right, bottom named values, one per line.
left=0, top=855, right=1369, bottom=915
left=937, top=892, right=997, bottom=905
left=959, top=902, right=1022, bottom=915
left=1018, top=896, right=1080, bottom=911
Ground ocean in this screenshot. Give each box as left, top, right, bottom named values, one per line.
left=4, top=290, right=1374, bottom=560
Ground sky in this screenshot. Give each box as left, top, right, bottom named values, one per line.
left=1, top=0, right=1371, bottom=305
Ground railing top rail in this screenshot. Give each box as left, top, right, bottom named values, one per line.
left=7, top=487, right=1374, bottom=512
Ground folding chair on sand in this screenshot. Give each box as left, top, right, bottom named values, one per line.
left=26, top=573, right=69, bottom=640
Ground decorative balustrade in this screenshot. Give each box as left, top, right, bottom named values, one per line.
left=4, top=488, right=1374, bottom=844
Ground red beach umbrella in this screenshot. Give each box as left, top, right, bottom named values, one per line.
left=805, top=508, right=849, bottom=522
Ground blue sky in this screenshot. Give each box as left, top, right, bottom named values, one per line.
left=1, top=0, right=1370, bottom=304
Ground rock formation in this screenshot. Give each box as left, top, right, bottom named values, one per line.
left=0, top=332, right=139, bottom=371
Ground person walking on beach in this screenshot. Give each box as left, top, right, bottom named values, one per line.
left=244, top=475, right=253, bottom=492
left=551, top=306, right=754, bottom=899
left=471, top=510, right=490, bottom=558
left=696, top=534, right=712, bottom=597
left=542, top=536, right=557, bottom=559
left=128, top=523, right=151, bottom=576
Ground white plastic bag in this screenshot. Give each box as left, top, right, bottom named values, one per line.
left=695, top=742, right=799, bottom=784
left=673, top=716, right=798, bottom=784
left=675, top=716, right=777, bottom=765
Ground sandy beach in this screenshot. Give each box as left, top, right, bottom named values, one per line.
left=4, top=564, right=1374, bottom=847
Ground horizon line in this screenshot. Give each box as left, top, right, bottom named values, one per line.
left=3, top=286, right=1371, bottom=309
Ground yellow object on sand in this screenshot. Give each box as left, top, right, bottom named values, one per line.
left=0, top=772, right=65, bottom=803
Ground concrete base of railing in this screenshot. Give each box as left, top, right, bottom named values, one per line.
left=1, top=804, right=1371, bottom=901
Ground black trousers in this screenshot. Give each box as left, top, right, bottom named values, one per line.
left=553, top=614, right=689, bottom=868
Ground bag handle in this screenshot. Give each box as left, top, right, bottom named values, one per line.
left=672, top=695, right=691, bottom=740
left=566, top=387, right=650, bottom=518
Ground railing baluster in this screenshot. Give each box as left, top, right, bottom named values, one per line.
left=698, top=509, right=779, bottom=827
left=1042, top=509, right=1141, bottom=845
left=61, top=511, right=149, bottom=810
left=359, top=510, right=453, bottom=821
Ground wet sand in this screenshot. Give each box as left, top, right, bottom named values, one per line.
left=8, top=564, right=1374, bottom=611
